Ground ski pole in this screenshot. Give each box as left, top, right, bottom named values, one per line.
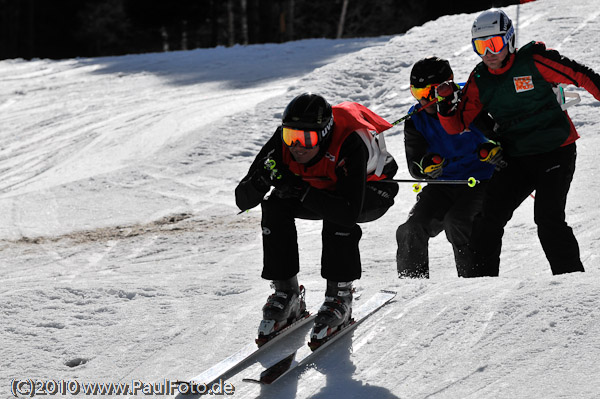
left=389, top=97, right=439, bottom=126
left=380, top=177, right=479, bottom=187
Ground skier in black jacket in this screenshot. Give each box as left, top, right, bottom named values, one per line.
left=235, top=93, right=398, bottom=346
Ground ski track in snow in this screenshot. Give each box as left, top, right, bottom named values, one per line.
left=2, top=1, right=600, bottom=398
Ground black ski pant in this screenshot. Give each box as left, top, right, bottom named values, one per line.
left=468, top=143, right=584, bottom=277
left=396, top=181, right=487, bottom=278
left=261, top=183, right=396, bottom=282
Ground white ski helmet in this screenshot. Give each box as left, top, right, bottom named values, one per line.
left=471, top=9, right=516, bottom=54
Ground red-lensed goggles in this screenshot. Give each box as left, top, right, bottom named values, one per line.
left=282, top=126, right=320, bottom=148
left=410, top=84, right=439, bottom=101
left=472, top=35, right=507, bottom=56
left=472, top=27, right=514, bottom=56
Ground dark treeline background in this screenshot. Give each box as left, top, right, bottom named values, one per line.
left=0, top=0, right=519, bottom=60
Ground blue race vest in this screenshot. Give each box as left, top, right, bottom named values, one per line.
left=410, top=105, right=495, bottom=181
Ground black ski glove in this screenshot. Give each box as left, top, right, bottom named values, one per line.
left=255, top=156, right=310, bottom=201
left=435, top=81, right=461, bottom=116
left=250, top=158, right=277, bottom=193
left=272, top=179, right=310, bottom=201
left=415, top=153, right=444, bottom=179
left=477, top=142, right=507, bottom=169
left=271, top=165, right=310, bottom=201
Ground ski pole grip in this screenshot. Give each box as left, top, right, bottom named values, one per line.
left=264, top=158, right=276, bottom=170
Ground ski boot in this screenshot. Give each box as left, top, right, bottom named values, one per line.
left=308, top=280, right=353, bottom=350
left=256, top=276, right=307, bottom=347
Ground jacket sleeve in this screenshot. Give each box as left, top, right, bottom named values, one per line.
left=438, top=71, right=485, bottom=134
left=404, top=118, right=429, bottom=179
left=301, top=132, right=368, bottom=228
left=234, top=129, right=281, bottom=212
left=531, top=41, right=600, bottom=101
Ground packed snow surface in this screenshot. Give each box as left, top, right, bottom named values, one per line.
left=1, top=0, right=600, bottom=398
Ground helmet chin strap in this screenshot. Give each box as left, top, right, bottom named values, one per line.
left=501, top=51, right=514, bottom=68
left=313, top=124, right=334, bottom=163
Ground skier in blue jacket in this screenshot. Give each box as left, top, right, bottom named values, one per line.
left=397, top=57, right=497, bottom=278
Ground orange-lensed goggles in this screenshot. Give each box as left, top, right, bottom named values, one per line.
left=282, top=127, right=320, bottom=148
left=410, top=84, right=439, bottom=101
left=472, top=35, right=507, bottom=56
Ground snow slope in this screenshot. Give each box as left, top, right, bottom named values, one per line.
left=1, top=0, right=600, bottom=398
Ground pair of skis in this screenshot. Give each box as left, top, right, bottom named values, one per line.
left=178, top=290, right=396, bottom=391
left=244, top=289, right=396, bottom=385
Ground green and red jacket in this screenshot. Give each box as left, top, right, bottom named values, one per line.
left=440, top=41, right=600, bottom=157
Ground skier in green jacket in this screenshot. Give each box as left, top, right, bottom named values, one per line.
left=436, top=9, right=600, bottom=276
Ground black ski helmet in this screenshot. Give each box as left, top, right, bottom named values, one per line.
left=282, top=93, right=334, bottom=141
left=410, top=57, right=453, bottom=88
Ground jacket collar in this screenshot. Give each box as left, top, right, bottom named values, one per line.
left=488, top=52, right=516, bottom=75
